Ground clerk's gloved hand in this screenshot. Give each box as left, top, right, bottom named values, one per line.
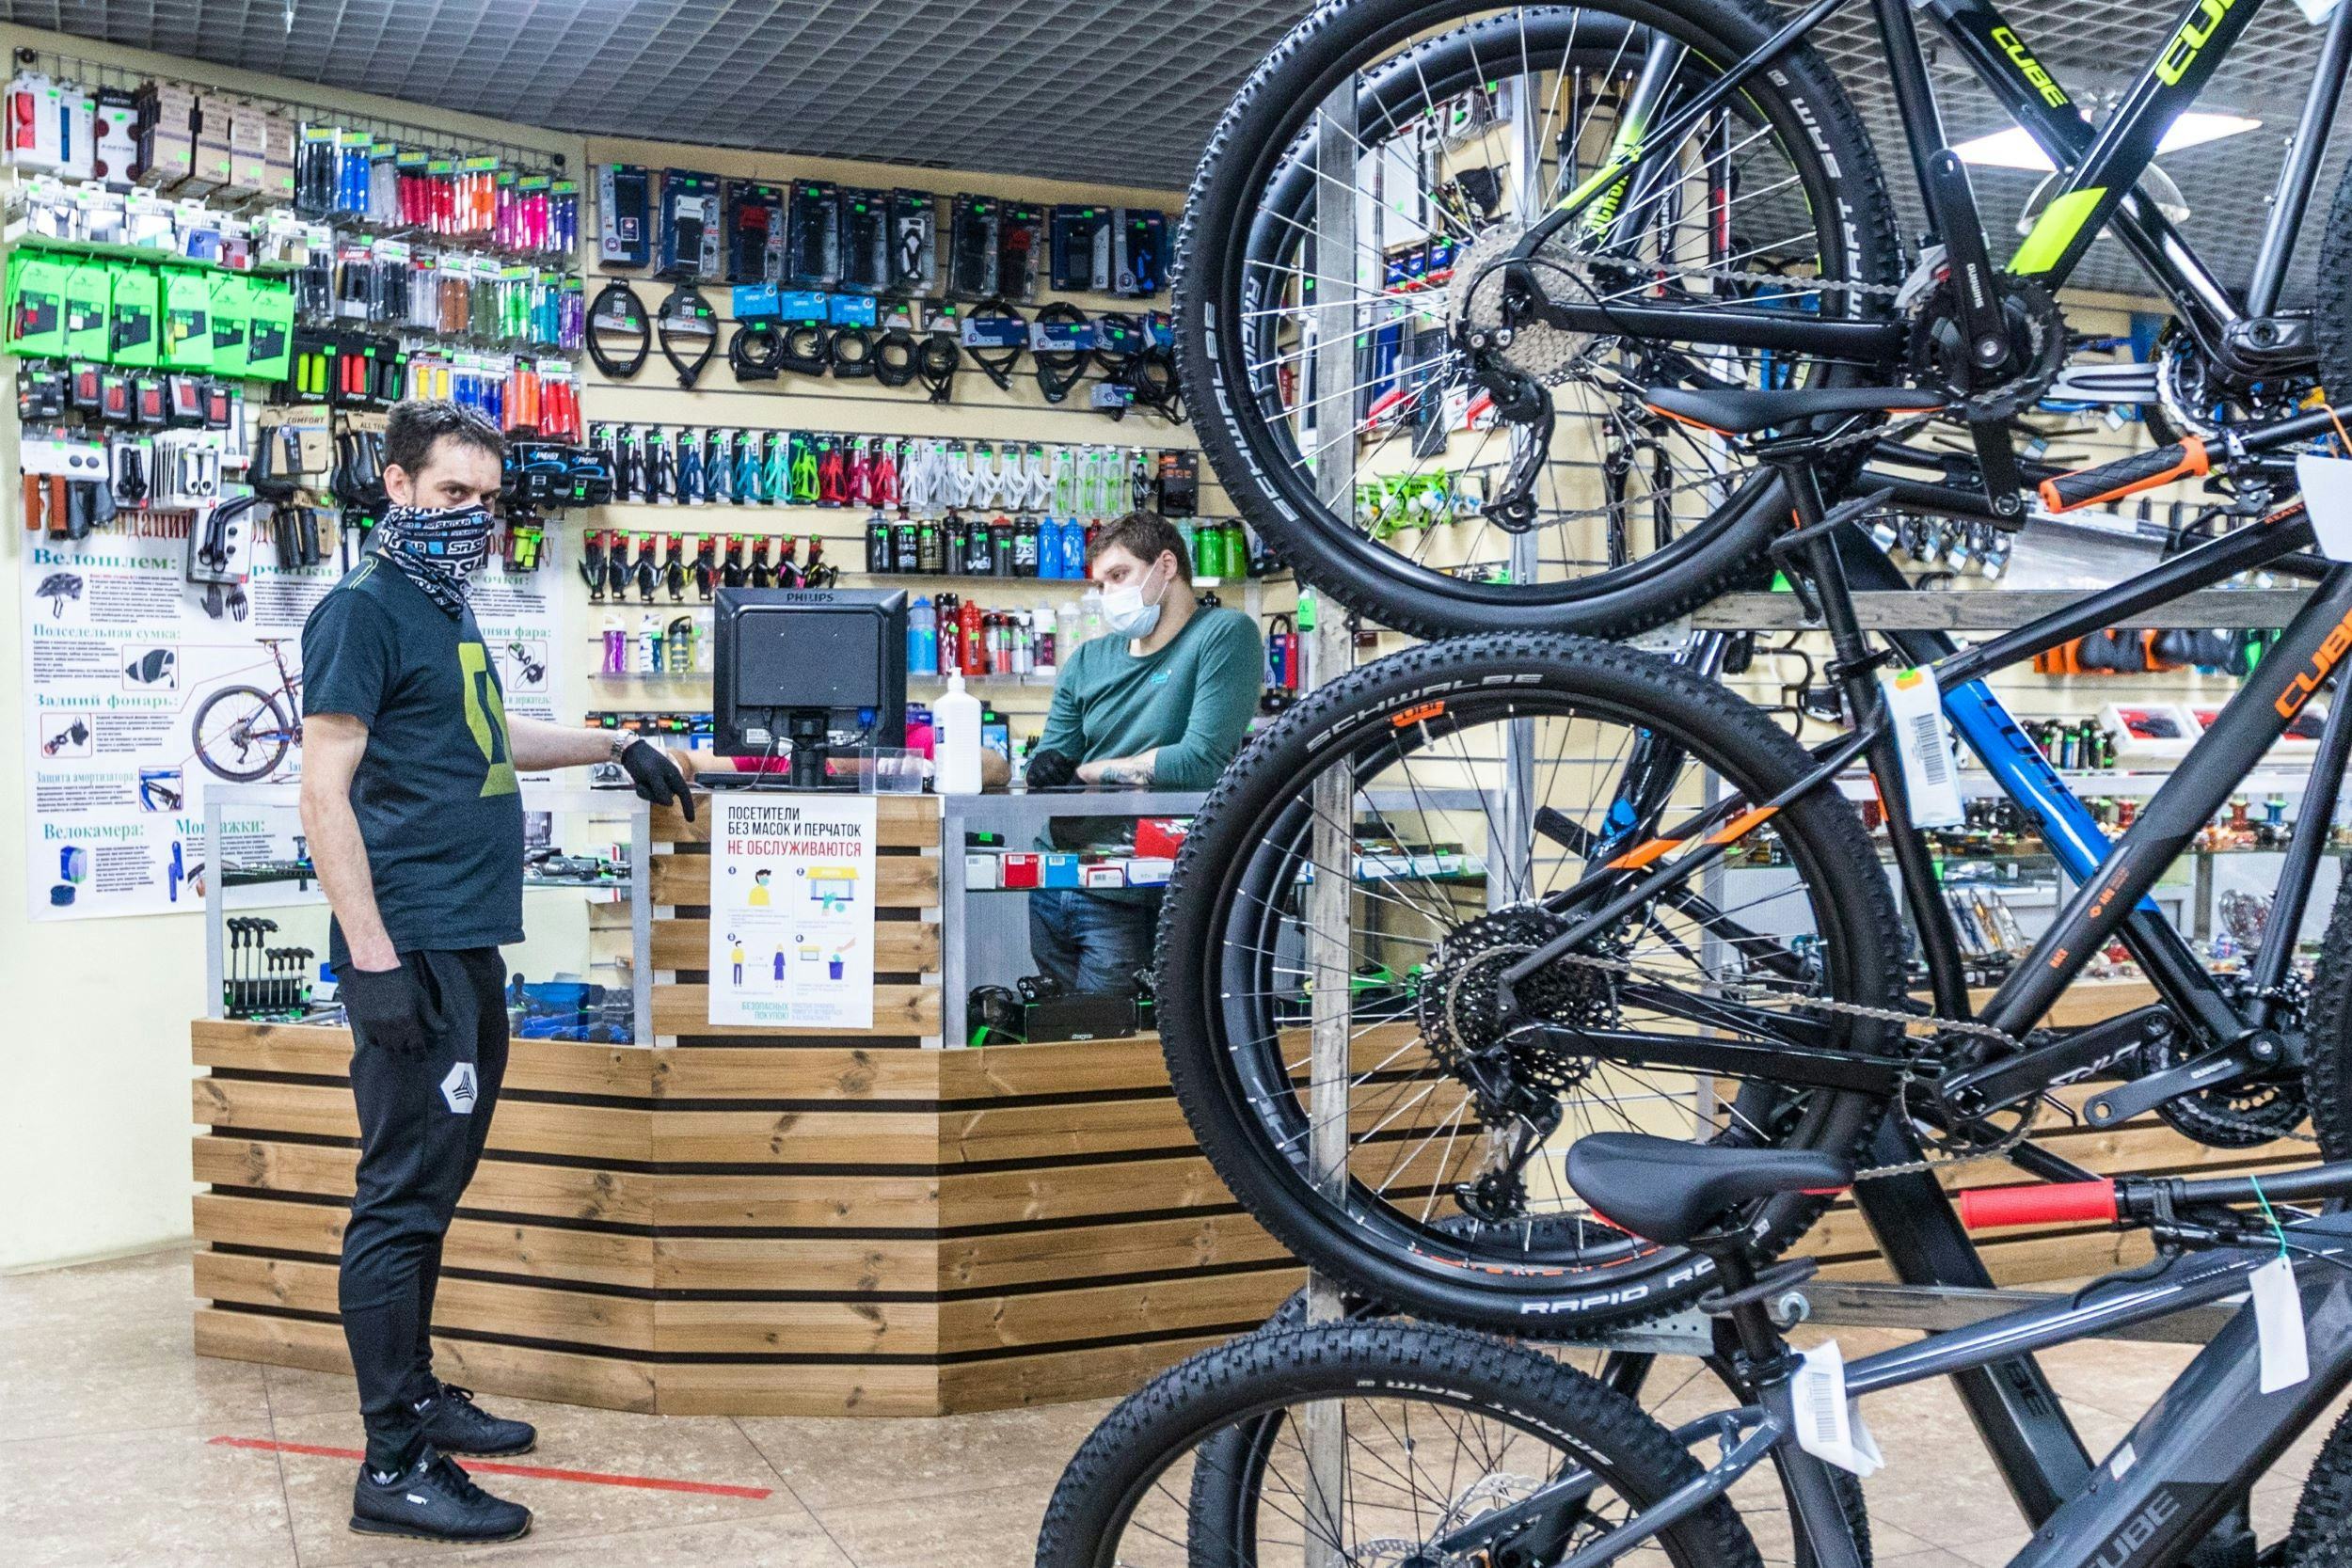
left=338, top=960, right=437, bottom=1056
left=620, top=737, right=696, bottom=821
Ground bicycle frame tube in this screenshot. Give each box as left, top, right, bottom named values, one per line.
left=1916, top=0, right=2268, bottom=294
left=1977, top=563, right=2352, bottom=1038
left=1449, top=1216, right=2352, bottom=1568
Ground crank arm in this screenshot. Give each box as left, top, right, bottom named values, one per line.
left=2082, top=1044, right=2269, bottom=1129
left=1937, top=1006, right=2173, bottom=1118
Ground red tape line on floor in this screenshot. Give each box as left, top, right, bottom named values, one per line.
left=208, top=1436, right=774, bottom=1499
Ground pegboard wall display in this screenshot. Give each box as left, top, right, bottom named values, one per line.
left=567, top=135, right=1279, bottom=762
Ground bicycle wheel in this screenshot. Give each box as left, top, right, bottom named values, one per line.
left=1037, top=1321, right=1765, bottom=1568
left=190, top=687, right=294, bottom=784
left=1156, top=634, right=1905, bottom=1334
left=1192, top=1292, right=1872, bottom=1568
left=1174, top=0, right=1901, bottom=641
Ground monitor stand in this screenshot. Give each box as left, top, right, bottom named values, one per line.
left=786, top=708, right=831, bottom=789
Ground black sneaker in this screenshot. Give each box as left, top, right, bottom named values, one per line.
left=350, top=1451, right=531, bottom=1544
left=416, top=1382, right=537, bottom=1456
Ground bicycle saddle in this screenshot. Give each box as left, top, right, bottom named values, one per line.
left=1566, top=1133, right=1852, bottom=1245
left=1644, top=385, right=1947, bottom=436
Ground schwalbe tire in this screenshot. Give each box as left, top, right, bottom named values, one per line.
left=1037, top=1321, right=1766, bottom=1568
left=1154, top=634, right=1907, bottom=1336
left=1171, top=0, right=1903, bottom=641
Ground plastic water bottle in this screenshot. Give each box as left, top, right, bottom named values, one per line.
left=601, top=613, right=626, bottom=675
left=1057, top=601, right=1083, bottom=664
left=910, top=595, right=936, bottom=673
left=933, top=672, right=983, bottom=795
left=637, top=613, right=660, bottom=675
left=1081, top=585, right=1104, bottom=641
left=1059, top=518, right=1088, bottom=580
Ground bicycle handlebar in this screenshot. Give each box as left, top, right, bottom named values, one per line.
left=1960, top=1160, right=2352, bottom=1231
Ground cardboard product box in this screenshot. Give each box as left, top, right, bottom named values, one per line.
left=137, top=84, right=198, bottom=187
left=262, top=114, right=296, bottom=202
left=62, top=262, right=112, bottom=361
left=227, top=103, right=267, bottom=195
left=1041, top=853, right=1082, bottom=889
left=1081, top=864, right=1126, bottom=890
left=1123, top=857, right=1175, bottom=887
left=1001, top=853, right=1042, bottom=891
left=186, top=94, right=233, bottom=193
left=963, top=853, right=1000, bottom=892
left=1134, top=817, right=1189, bottom=859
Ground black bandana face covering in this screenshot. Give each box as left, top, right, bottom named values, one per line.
left=371, top=502, right=496, bottom=615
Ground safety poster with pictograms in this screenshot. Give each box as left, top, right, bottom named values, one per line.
left=21, top=532, right=568, bottom=921
left=707, top=792, right=877, bottom=1029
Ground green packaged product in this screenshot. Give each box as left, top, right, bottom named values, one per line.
left=108, top=265, right=161, bottom=368
left=4, top=251, right=72, bottom=358
left=62, top=262, right=113, bottom=361
left=208, top=274, right=252, bottom=379
left=243, top=279, right=295, bottom=383
left=162, top=269, right=213, bottom=371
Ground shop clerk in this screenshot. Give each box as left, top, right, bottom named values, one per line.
left=298, top=400, right=699, bottom=1548
left=1029, top=510, right=1263, bottom=996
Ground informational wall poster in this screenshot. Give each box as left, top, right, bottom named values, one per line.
left=707, top=792, right=878, bottom=1029
left=22, top=531, right=565, bottom=922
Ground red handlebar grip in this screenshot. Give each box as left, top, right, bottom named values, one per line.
left=1958, top=1180, right=2118, bottom=1230
left=2037, top=437, right=2208, bottom=514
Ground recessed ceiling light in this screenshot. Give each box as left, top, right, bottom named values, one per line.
left=1952, top=112, right=2263, bottom=172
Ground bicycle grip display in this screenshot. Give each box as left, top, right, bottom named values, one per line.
left=1957, top=1180, right=2118, bottom=1229
left=2037, top=437, right=2208, bottom=514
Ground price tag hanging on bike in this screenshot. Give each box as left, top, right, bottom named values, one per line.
left=1877, top=665, right=1965, bottom=828
left=1788, top=1340, right=1884, bottom=1477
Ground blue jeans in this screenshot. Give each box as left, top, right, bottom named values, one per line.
left=1028, top=889, right=1162, bottom=997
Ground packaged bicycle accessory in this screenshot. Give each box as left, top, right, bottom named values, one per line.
left=1156, top=450, right=1198, bottom=516
left=208, top=275, right=253, bottom=378
left=587, top=280, right=651, bottom=379
left=724, top=182, right=785, bottom=284
left=1112, top=209, right=1168, bottom=296
left=245, top=280, right=296, bottom=382
left=1050, top=205, right=1111, bottom=293
left=947, top=195, right=1001, bottom=299
left=887, top=189, right=936, bottom=294
left=107, top=264, right=161, bottom=367
left=656, top=168, right=723, bottom=281
left=656, top=286, right=718, bottom=388
left=5, top=251, right=72, bottom=358
left=838, top=187, right=889, bottom=293
left=1031, top=302, right=1094, bottom=404
left=787, top=181, right=841, bottom=289
left=62, top=261, right=113, bottom=361
left=999, top=204, right=1046, bottom=303
left=961, top=299, right=1026, bottom=392
left=162, top=269, right=214, bottom=371
left=597, top=163, right=651, bottom=267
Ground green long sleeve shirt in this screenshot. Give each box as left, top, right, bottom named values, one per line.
left=1037, top=606, right=1263, bottom=789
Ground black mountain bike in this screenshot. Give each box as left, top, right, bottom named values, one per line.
left=1176, top=0, right=2352, bottom=638
left=1041, top=1143, right=2352, bottom=1568
left=1151, top=0, right=2352, bottom=1337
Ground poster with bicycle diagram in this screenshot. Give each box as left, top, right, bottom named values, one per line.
left=22, top=528, right=566, bottom=922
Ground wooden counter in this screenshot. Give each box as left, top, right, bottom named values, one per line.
left=188, top=795, right=2304, bottom=1413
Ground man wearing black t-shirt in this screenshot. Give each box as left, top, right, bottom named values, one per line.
left=299, top=401, right=697, bottom=1546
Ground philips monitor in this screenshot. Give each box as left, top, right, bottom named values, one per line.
left=714, top=587, right=907, bottom=785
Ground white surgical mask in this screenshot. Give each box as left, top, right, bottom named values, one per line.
left=1101, top=561, right=1171, bottom=640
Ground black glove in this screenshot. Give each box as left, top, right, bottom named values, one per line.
left=1025, top=747, right=1076, bottom=790
left=338, top=960, right=437, bottom=1056
left=620, top=736, right=695, bottom=820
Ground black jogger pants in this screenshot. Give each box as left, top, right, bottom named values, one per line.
left=337, top=947, right=509, bottom=1472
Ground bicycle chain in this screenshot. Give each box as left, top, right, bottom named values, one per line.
left=1535, top=943, right=2045, bottom=1179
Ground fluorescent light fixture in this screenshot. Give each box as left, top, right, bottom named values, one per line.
left=1952, top=112, right=2263, bottom=172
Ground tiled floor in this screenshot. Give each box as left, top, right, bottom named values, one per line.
left=1, top=1245, right=2343, bottom=1566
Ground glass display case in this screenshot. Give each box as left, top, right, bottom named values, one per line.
left=199, top=783, right=652, bottom=1043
